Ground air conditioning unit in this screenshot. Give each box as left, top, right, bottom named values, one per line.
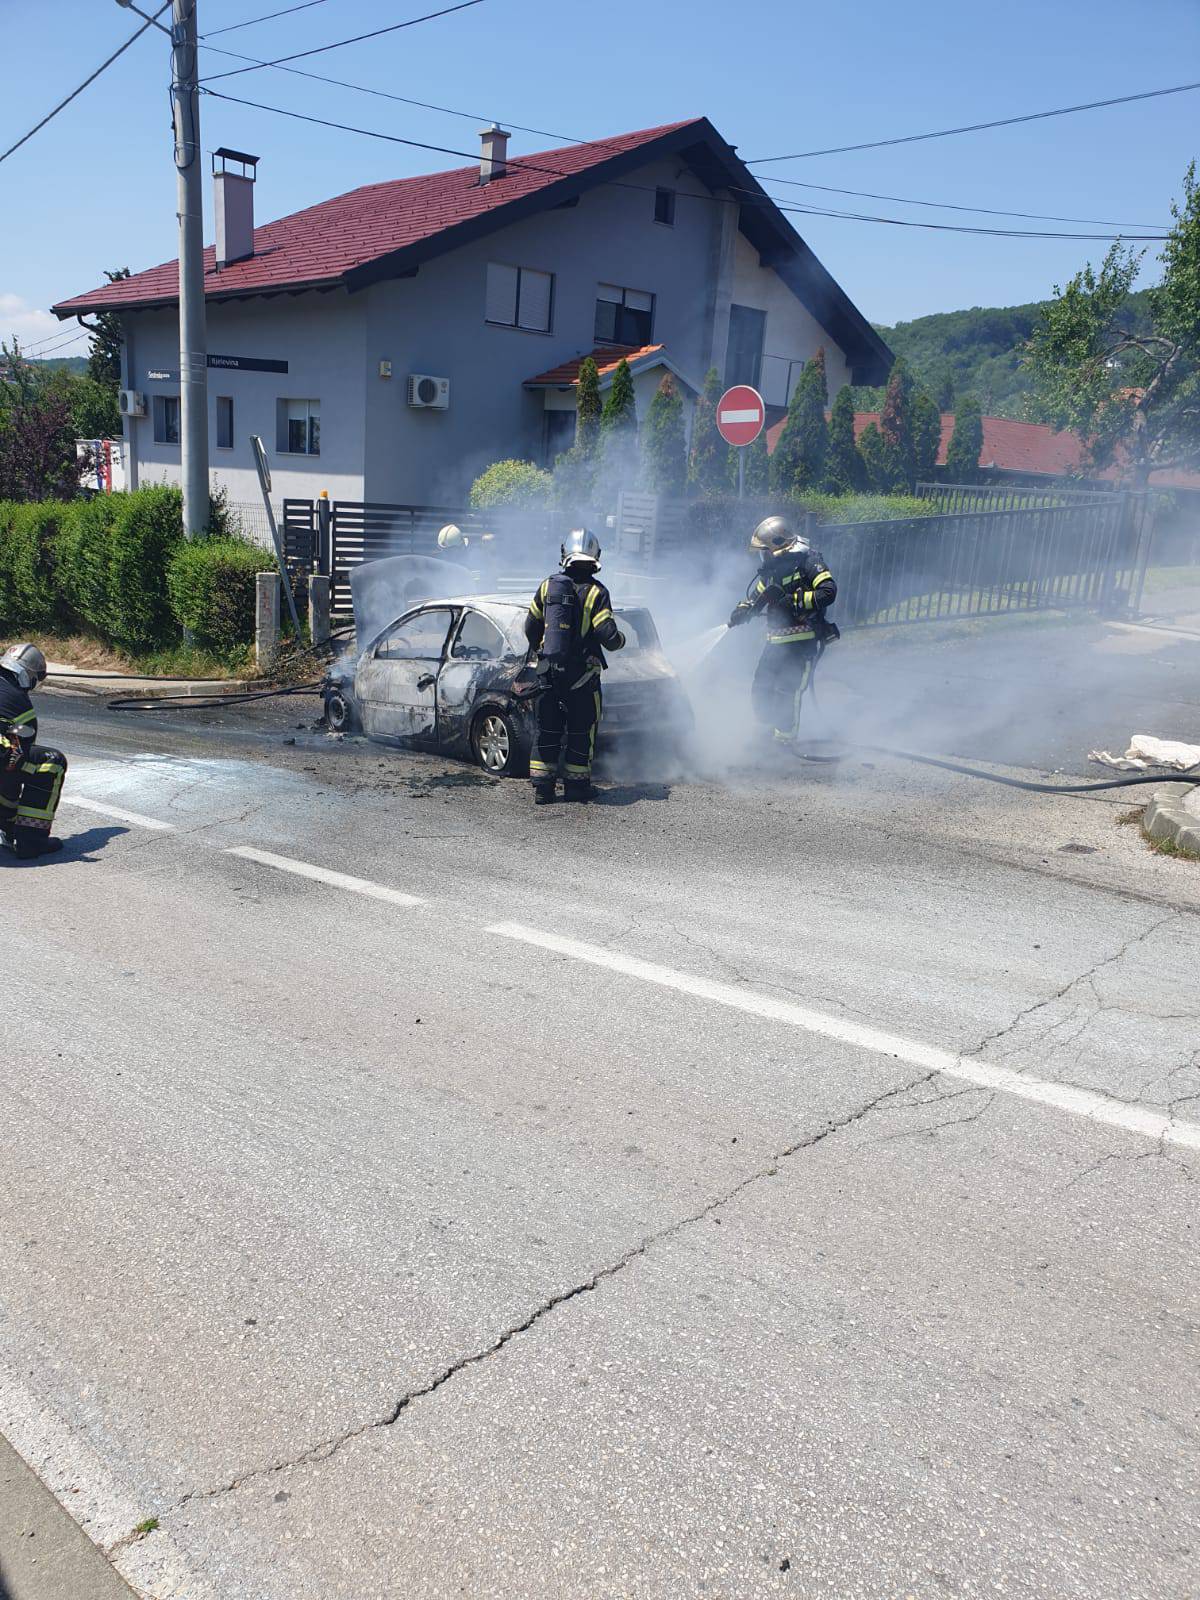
left=118, top=389, right=146, bottom=418
left=406, top=373, right=450, bottom=410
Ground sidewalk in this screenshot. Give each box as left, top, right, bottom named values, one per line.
left=0, top=1434, right=135, bottom=1600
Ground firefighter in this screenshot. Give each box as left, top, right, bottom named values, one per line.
left=727, top=515, right=838, bottom=745
left=524, top=528, right=625, bottom=804
left=0, top=643, right=68, bottom=858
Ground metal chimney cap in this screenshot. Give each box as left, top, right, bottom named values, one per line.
left=213, top=147, right=260, bottom=176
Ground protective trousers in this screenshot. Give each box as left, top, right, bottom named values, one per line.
left=751, top=640, right=817, bottom=742
left=0, top=745, right=68, bottom=836
left=530, top=676, right=602, bottom=790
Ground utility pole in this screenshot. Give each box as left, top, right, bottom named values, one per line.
left=171, top=0, right=208, bottom=536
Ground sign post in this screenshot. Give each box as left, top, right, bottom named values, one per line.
left=716, top=384, right=766, bottom=498
left=250, top=434, right=304, bottom=640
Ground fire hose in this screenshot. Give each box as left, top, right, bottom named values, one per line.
left=105, top=627, right=354, bottom=712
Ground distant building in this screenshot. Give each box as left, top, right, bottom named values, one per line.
left=53, top=119, right=890, bottom=506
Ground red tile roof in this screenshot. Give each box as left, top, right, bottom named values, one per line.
left=525, top=344, right=665, bottom=386
left=767, top=408, right=1086, bottom=476
left=53, top=120, right=701, bottom=317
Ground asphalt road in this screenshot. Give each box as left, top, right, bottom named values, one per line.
left=2, top=609, right=1199, bottom=1600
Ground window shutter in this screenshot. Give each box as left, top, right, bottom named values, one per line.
left=517, top=269, right=553, bottom=332
left=596, top=282, right=623, bottom=304
left=625, top=288, right=653, bottom=313
left=486, top=262, right=518, bottom=325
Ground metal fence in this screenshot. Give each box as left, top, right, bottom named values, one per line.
left=916, top=480, right=1114, bottom=514
left=220, top=497, right=282, bottom=547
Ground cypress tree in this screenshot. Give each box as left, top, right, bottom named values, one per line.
left=600, top=357, right=637, bottom=442
left=597, top=357, right=639, bottom=500
left=743, top=425, right=770, bottom=495
left=879, top=359, right=916, bottom=490
left=688, top=366, right=730, bottom=495
left=641, top=373, right=687, bottom=495
left=857, top=422, right=901, bottom=493
left=911, top=391, right=942, bottom=484
left=771, top=348, right=828, bottom=493
left=945, top=395, right=984, bottom=483
left=825, top=385, right=865, bottom=493
left=575, top=356, right=601, bottom=460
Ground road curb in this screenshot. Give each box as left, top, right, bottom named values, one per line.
left=45, top=675, right=259, bottom=700
left=1143, top=782, right=1200, bottom=854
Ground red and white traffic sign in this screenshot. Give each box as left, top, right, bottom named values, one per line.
left=716, top=384, right=765, bottom=447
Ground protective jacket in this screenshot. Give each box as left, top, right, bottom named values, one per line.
left=0, top=668, right=67, bottom=844
left=732, top=547, right=837, bottom=643
left=525, top=573, right=624, bottom=684
left=0, top=670, right=37, bottom=768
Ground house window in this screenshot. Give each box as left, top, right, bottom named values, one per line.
left=595, top=284, right=654, bottom=346
left=654, top=187, right=676, bottom=226
left=276, top=398, right=320, bottom=455
left=152, top=394, right=180, bottom=445
left=216, top=395, right=234, bottom=450
left=725, top=304, right=767, bottom=388
left=543, top=408, right=576, bottom=466
left=486, top=263, right=554, bottom=332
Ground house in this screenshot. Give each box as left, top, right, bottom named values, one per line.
left=52, top=118, right=890, bottom=506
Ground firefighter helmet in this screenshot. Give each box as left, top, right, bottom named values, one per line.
left=0, top=642, right=47, bottom=691
left=437, top=523, right=468, bottom=551
left=750, top=514, right=808, bottom=560
left=560, top=527, right=601, bottom=570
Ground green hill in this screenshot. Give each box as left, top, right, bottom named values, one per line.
left=863, top=289, right=1153, bottom=418
left=32, top=355, right=88, bottom=374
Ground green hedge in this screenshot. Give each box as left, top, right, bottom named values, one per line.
left=167, top=537, right=268, bottom=652
left=0, top=487, right=273, bottom=655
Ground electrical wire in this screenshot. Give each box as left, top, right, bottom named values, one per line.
left=203, top=0, right=335, bottom=36
left=199, top=0, right=486, bottom=82
left=0, top=0, right=171, bottom=165
left=199, top=89, right=1169, bottom=241
left=749, top=80, right=1200, bottom=164
left=19, top=329, right=89, bottom=358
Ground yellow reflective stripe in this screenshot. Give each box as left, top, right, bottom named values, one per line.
left=564, top=763, right=590, bottom=776
left=528, top=579, right=548, bottom=620
left=811, top=569, right=833, bottom=588
left=766, top=631, right=815, bottom=643
left=529, top=759, right=553, bottom=776
left=591, top=607, right=613, bottom=627
left=9, top=709, right=36, bottom=727
left=580, top=584, right=601, bottom=635
left=803, top=590, right=814, bottom=609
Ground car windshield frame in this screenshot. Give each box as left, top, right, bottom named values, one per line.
left=370, top=604, right=459, bottom=662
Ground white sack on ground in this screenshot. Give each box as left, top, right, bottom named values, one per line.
left=1089, top=735, right=1200, bottom=771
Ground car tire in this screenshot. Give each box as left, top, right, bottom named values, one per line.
left=471, top=707, right=529, bottom=777
left=324, top=684, right=361, bottom=733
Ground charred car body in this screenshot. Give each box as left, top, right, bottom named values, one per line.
left=323, top=595, right=690, bottom=776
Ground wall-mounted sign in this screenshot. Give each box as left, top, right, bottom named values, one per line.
left=208, top=353, right=288, bottom=373
left=146, top=368, right=179, bottom=381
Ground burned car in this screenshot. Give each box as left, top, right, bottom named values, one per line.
left=323, top=595, right=691, bottom=776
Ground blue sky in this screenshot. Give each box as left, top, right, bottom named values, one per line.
left=3, top=0, right=1197, bottom=358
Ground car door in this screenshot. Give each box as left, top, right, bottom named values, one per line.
left=437, top=606, right=515, bottom=749
left=356, top=606, right=456, bottom=742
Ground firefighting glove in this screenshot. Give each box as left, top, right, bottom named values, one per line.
left=728, top=605, right=752, bottom=628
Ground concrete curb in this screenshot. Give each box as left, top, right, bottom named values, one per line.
left=1143, top=782, right=1200, bottom=855
left=45, top=673, right=259, bottom=700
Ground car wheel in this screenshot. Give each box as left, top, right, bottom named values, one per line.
left=471, top=708, right=528, bottom=777
left=324, top=684, right=360, bottom=733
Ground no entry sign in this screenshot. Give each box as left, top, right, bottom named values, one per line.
left=716, top=384, right=765, bottom=447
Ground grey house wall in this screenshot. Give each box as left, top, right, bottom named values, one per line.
left=117, top=153, right=856, bottom=508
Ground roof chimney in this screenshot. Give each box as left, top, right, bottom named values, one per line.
left=213, top=147, right=259, bottom=269
left=479, top=124, right=510, bottom=186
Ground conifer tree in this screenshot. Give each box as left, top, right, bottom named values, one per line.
left=600, top=357, right=637, bottom=441
left=944, top=395, right=984, bottom=482
left=575, top=356, right=601, bottom=459
left=879, top=359, right=917, bottom=489
left=857, top=422, right=901, bottom=493
left=641, top=373, right=687, bottom=495
left=912, top=390, right=942, bottom=484
left=596, top=357, right=640, bottom=501
left=688, top=366, right=730, bottom=495
left=743, top=425, right=770, bottom=495
left=825, top=385, right=866, bottom=493
left=771, top=348, right=828, bottom=492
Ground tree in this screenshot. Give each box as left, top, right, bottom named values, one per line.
left=857, top=422, right=900, bottom=493
left=825, top=385, right=866, bottom=493
left=688, top=366, right=730, bottom=495
left=1024, top=161, right=1200, bottom=488
left=597, top=357, right=639, bottom=499
left=574, top=356, right=601, bottom=460
left=0, top=342, right=86, bottom=501
left=84, top=268, right=130, bottom=391
left=944, top=395, right=983, bottom=483
left=468, top=458, right=552, bottom=509
left=641, top=373, right=687, bottom=495
left=912, top=391, right=943, bottom=484
left=771, top=348, right=828, bottom=492
left=743, top=425, right=770, bottom=495
left=879, top=359, right=916, bottom=489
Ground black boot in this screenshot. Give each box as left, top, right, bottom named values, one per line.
left=563, top=779, right=592, bottom=804
left=12, top=829, right=63, bottom=858
left=533, top=784, right=556, bottom=806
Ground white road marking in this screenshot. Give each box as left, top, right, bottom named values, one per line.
left=718, top=406, right=762, bottom=423
left=226, top=845, right=424, bottom=906
left=60, top=795, right=175, bottom=831
left=487, top=923, right=1200, bottom=1153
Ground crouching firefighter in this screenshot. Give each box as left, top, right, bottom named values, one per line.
left=1, top=643, right=68, bottom=858
left=524, top=528, right=625, bottom=804
left=728, top=515, right=838, bottom=745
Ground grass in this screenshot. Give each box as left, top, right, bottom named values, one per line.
left=133, top=1517, right=160, bottom=1536
left=1116, top=806, right=1145, bottom=825
left=1138, top=564, right=1200, bottom=596
left=1143, top=828, right=1200, bottom=861
left=0, top=632, right=259, bottom=681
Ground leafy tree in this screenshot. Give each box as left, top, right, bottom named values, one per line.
left=575, top=356, right=601, bottom=460
left=857, top=421, right=901, bottom=493
left=688, top=366, right=730, bottom=495
left=944, top=395, right=983, bottom=482
left=912, top=390, right=943, bottom=483
left=1024, top=162, right=1200, bottom=487
left=468, top=458, right=552, bottom=509
left=83, top=268, right=130, bottom=391
left=68, top=374, right=122, bottom=440
left=641, top=373, right=687, bottom=495
left=771, top=348, right=828, bottom=492
left=0, top=342, right=85, bottom=501
left=879, top=359, right=916, bottom=489
left=825, top=385, right=866, bottom=492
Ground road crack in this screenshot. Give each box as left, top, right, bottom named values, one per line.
left=175, top=1067, right=934, bottom=1509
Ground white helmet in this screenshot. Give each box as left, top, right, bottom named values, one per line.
left=437, top=523, right=469, bottom=551
left=560, top=527, right=601, bottom=570
left=1, top=642, right=47, bottom=691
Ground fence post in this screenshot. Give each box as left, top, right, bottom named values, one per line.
left=256, top=571, right=280, bottom=668
left=308, top=573, right=331, bottom=646
left=317, top=489, right=332, bottom=575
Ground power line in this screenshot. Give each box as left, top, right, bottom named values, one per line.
left=203, top=0, right=335, bottom=37
left=754, top=173, right=1163, bottom=231
left=0, top=1, right=171, bottom=165
left=15, top=328, right=90, bottom=358
left=749, top=80, right=1200, bottom=164
left=200, top=0, right=486, bottom=82
left=201, top=88, right=1169, bottom=241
